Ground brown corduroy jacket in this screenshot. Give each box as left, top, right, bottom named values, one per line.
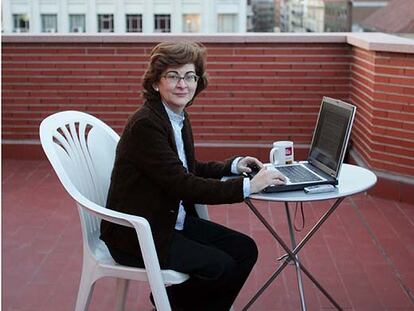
left=100, top=99, right=245, bottom=265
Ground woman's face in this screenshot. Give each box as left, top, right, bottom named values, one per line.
left=155, top=63, right=198, bottom=114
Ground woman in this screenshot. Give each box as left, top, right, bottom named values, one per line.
left=100, top=41, right=285, bottom=311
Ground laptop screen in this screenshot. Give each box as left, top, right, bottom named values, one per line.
left=308, top=97, right=356, bottom=178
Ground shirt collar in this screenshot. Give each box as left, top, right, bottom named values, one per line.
left=162, top=101, right=185, bottom=125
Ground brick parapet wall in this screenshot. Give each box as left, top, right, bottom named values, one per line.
left=349, top=47, right=414, bottom=177
left=2, top=34, right=414, bottom=202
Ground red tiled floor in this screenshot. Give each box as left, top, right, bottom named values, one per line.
left=2, top=159, right=414, bottom=311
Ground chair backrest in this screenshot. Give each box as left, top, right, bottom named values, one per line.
left=40, top=111, right=120, bottom=250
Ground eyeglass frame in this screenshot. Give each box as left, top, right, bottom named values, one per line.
left=161, top=71, right=200, bottom=86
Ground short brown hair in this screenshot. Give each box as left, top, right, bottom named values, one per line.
left=142, top=41, right=208, bottom=106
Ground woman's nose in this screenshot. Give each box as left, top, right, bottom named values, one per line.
left=176, top=78, right=187, bottom=88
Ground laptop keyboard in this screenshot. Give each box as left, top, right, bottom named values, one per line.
left=276, top=165, right=323, bottom=183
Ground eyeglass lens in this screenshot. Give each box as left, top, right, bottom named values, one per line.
left=164, top=72, right=199, bottom=85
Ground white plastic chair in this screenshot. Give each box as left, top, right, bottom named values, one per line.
left=39, top=110, right=210, bottom=311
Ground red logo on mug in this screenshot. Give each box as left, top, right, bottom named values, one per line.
left=285, top=147, right=292, bottom=156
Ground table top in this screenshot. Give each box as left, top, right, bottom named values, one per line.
left=248, top=164, right=377, bottom=202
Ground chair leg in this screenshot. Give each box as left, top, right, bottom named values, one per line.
left=114, top=279, right=129, bottom=311
left=75, top=272, right=95, bottom=311
left=151, top=286, right=172, bottom=311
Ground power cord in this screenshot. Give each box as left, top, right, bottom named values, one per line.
left=294, top=202, right=305, bottom=231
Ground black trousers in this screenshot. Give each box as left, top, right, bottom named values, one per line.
left=108, top=215, right=258, bottom=311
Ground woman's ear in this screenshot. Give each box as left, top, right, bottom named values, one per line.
left=152, top=84, right=159, bottom=92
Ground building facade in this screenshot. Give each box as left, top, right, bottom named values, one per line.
left=351, top=0, right=389, bottom=32
left=2, top=0, right=247, bottom=34
left=324, top=0, right=351, bottom=32
left=303, top=0, right=324, bottom=32
left=273, top=0, right=281, bottom=31
left=252, top=0, right=275, bottom=32
left=289, top=0, right=307, bottom=32
left=281, top=0, right=388, bottom=33
left=280, top=0, right=290, bottom=31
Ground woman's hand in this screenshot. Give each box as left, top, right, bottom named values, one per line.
left=250, top=168, right=286, bottom=194
left=237, top=156, right=264, bottom=174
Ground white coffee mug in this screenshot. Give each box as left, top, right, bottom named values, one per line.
left=269, top=141, right=294, bottom=165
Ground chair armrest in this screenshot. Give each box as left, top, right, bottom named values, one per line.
left=195, top=204, right=209, bottom=220
left=75, top=197, right=172, bottom=310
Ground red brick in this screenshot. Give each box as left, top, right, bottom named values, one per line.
left=371, top=118, right=402, bottom=128
left=388, top=76, right=414, bottom=85
left=375, top=66, right=406, bottom=75
left=386, top=112, right=414, bottom=122
left=373, top=75, right=390, bottom=83
left=261, top=64, right=292, bottom=70
left=55, top=62, right=85, bottom=69
left=208, top=56, right=245, bottom=62
left=386, top=93, right=414, bottom=104
left=351, top=64, right=375, bottom=78
left=402, top=87, right=414, bottom=95
left=206, top=48, right=233, bottom=55
left=109, top=70, right=140, bottom=76
left=290, top=64, right=321, bottom=70
left=86, top=48, right=116, bottom=54
left=374, top=134, right=414, bottom=148
left=352, top=59, right=376, bottom=72
left=377, top=57, right=414, bottom=67
left=321, top=64, right=350, bottom=70
left=3, top=55, right=41, bottom=61
left=322, top=77, right=348, bottom=85
left=405, top=68, right=414, bottom=75
left=234, top=48, right=265, bottom=55
left=376, top=84, right=405, bottom=94
left=56, top=48, right=86, bottom=54
left=25, top=63, right=58, bottom=69
left=318, top=70, right=348, bottom=77
left=299, top=48, right=349, bottom=55
left=40, top=70, right=73, bottom=76
left=374, top=161, right=414, bottom=176
left=402, top=122, right=414, bottom=131
left=352, top=47, right=376, bottom=62
left=373, top=101, right=405, bottom=111
left=381, top=145, right=414, bottom=158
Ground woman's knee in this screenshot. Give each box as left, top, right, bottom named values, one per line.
left=247, top=236, right=259, bottom=267
left=236, top=233, right=259, bottom=264
left=194, top=252, right=237, bottom=281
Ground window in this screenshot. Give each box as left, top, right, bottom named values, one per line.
left=217, top=14, right=238, bottom=32
left=182, top=14, right=200, bottom=33
left=41, top=14, right=57, bottom=32
left=13, top=14, right=30, bottom=32
left=69, top=14, right=86, bottom=32
left=126, top=14, right=142, bottom=32
left=154, top=14, right=171, bottom=32
left=98, top=14, right=114, bottom=32
left=246, top=15, right=254, bottom=32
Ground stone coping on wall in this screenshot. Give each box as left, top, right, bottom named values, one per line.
left=346, top=32, right=414, bottom=54
left=3, top=32, right=414, bottom=53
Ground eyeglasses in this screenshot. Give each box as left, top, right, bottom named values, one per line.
left=162, top=72, right=199, bottom=86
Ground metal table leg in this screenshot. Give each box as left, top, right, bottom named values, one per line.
left=285, top=202, right=307, bottom=311
left=242, top=198, right=344, bottom=311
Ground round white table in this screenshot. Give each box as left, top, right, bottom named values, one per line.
left=249, top=163, right=377, bottom=202
left=242, top=164, right=377, bottom=311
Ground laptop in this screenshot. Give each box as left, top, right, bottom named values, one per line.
left=262, top=97, right=356, bottom=193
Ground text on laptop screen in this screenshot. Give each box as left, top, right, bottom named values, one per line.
left=309, top=101, right=352, bottom=172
